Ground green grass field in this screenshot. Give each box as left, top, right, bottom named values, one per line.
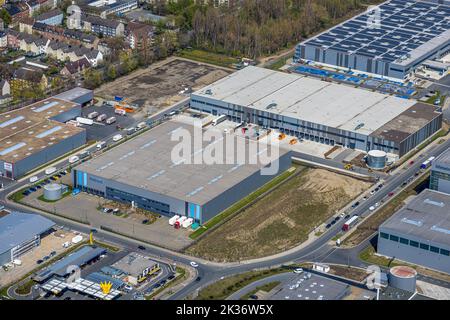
left=178, top=49, right=239, bottom=68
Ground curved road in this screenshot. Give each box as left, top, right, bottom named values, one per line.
left=1, top=119, right=450, bottom=300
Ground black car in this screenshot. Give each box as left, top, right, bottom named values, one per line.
left=50, top=251, right=56, bottom=257
left=153, top=283, right=161, bottom=289
left=326, top=224, right=332, bottom=229
left=195, top=277, right=202, bottom=282
left=352, top=202, right=360, bottom=208
left=23, top=191, right=31, bottom=196
left=138, top=245, right=146, bottom=250
left=60, top=171, right=66, bottom=176
left=36, top=259, right=43, bottom=264
left=160, top=280, right=167, bottom=285
left=331, top=220, right=336, bottom=225
left=43, top=255, right=50, bottom=261
left=335, top=216, right=340, bottom=222
left=167, top=275, right=175, bottom=280
left=142, top=219, right=149, bottom=224
left=250, top=294, right=259, bottom=300
left=50, top=177, right=57, bottom=181
left=378, top=184, right=383, bottom=188
left=35, top=185, right=42, bottom=189
left=345, top=215, right=350, bottom=219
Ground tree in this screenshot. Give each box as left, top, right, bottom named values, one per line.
left=106, top=64, right=117, bottom=80
left=0, top=9, right=12, bottom=27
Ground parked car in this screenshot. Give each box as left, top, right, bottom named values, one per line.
left=190, top=261, right=199, bottom=268
left=138, top=245, right=146, bottom=251
left=50, top=251, right=56, bottom=257
left=195, top=276, right=202, bottom=282
left=293, top=268, right=303, bottom=274
left=326, top=224, right=331, bottom=229
left=36, top=259, right=43, bottom=264
left=142, top=219, right=149, bottom=224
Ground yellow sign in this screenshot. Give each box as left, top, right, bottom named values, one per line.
left=100, top=281, right=112, bottom=295
left=89, top=232, right=94, bottom=245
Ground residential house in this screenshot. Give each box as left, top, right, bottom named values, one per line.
left=33, top=22, right=99, bottom=49
left=25, top=0, right=42, bottom=16
left=0, top=80, right=12, bottom=104
left=125, top=22, right=154, bottom=50
left=6, top=29, right=21, bottom=49
left=0, top=31, right=7, bottom=48
left=35, top=8, right=64, bottom=26
left=19, top=17, right=35, bottom=34
left=5, top=3, right=30, bottom=25
left=18, top=33, right=50, bottom=56
left=82, top=15, right=124, bottom=37
left=46, top=41, right=103, bottom=66
left=0, top=18, right=4, bottom=31
left=60, top=57, right=91, bottom=77
left=10, top=67, right=48, bottom=96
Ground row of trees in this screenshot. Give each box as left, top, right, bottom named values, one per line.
left=153, top=0, right=382, bottom=59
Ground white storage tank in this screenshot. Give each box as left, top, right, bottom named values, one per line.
left=43, top=183, right=63, bottom=201
left=389, top=266, right=417, bottom=293
left=367, top=150, right=387, bottom=169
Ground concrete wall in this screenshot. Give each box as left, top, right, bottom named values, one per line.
left=0, top=130, right=86, bottom=179
left=201, top=151, right=292, bottom=223
left=378, top=229, right=450, bottom=274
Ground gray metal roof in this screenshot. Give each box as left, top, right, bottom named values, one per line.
left=0, top=212, right=55, bottom=254
left=112, top=253, right=158, bottom=277
left=192, top=66, right=418, bottom=136
left=54, top=87, right=93, bottom=103
left=434, top=147, right=450, bottom=166
left=380, top=189, right=450, bottom=247
left=75, top=119, right=288, bottom=205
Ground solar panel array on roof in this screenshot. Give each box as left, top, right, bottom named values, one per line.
left=303, top=0, right=450, bottom=63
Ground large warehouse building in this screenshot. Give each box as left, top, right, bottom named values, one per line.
left=0, top=97, right=86, bottom=180
left=378, top=189, right=450, bottom=274
left=430, top=148, right=450, bottom=194
left=294, top=0, right=450, bottom=81
left=190, top=66, right=442, bottom=157
left=72, top=120, right=291, bottom=224
left=0, top=212, right=55, bottom=266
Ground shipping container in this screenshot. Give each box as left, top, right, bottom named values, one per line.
left=169, top=215, right=180, bottom=226
left=87, top=111, right=99, bottom=119
left=106, top=117, right=116, bottom=125
left=96, top=113, right=107, bottom=122
left=76, top=117, right=94, bottom=126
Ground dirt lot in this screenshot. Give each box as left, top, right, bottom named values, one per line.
left=186, top=168, right=370, bottom=262
left=95, top=57, right=230, bottom=117
left=0, top=230, right=78, bottom=288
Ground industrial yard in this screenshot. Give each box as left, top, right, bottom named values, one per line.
left=186, top=168, right=370, bottom=262
left=94, top=57, right=231, bottom=117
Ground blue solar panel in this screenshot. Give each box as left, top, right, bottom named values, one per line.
left=301, top=0, right=450, bottom=67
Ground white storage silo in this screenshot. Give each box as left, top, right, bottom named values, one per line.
left=43, top=183, right=63, bottom=201
left=367, top=150, right=387, bottom=169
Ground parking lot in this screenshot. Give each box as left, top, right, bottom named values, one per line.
left=79, top=104, right=137, bottom=141
left=94, top=57, right=231, bottom=118
left=0, top=229, right=78, bottom=288
left=20, top=191, right=193, bottom=251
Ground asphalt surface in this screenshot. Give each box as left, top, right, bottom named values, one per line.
left=1, top=100, right=450, bottom=300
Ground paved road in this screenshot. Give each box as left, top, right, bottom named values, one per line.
left=1, top=104, right=450, bottom=300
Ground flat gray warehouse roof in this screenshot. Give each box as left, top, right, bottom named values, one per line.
left=380, top=189, right=450, bottom=247
left=193, top=66, right=438, bottom=138
left=434, top=147, right=450, bottom=166
left=0, top=212, right=55, bottom=254
left=75, top=120, right=288, bottom=205
left=112, top=253, right=158, bottom=277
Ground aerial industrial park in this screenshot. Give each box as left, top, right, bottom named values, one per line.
left=0, top=0, right=450, bottom=310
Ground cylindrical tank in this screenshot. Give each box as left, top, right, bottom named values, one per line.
left=389, top=266, right=417, bottom=292
left=367, top=150, right=387, bottom=169
left=43, top=183, right=63, bottom=201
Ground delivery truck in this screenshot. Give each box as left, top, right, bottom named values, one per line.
left=106, top=117, right=116, bottom=125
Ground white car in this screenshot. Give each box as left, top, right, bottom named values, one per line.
left=369, top=206, right=376, bottom=211
left=375, top=202, right=380, bottom=208
left=190, top=261, right=199, bottom=268
left=293, top=268, right=303, bottom=274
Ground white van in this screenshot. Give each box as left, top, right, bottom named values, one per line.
left=68, top=156, right=80, bottom=164
left=113, top=134, right=123, bottom=142
left=96, top=141, right=107, bottom=149
left=29, top=176, right=38, bottom=183
left=45, top=167, right=57, bottom=175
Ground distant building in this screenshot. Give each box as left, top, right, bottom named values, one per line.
left=18, top=33, right=50, bottom=56
left=5, top=3, right=30, bottom=25
left=60, top=57, right=92, bottom=77
left=430, top=148, right=450, bottom=194
left=378, top=189, right=450, bottom=274
left=0, top=31, right=7, bottom=48
left=32, top=22, right=99, bottom=49
left=0, top=212, right=55, bottom=265
left=125, top=21, right=154, bottom=50
left=112, top=253, right=160, bottom=286
left=35, top=8, right=64, bottom=26
left=86, top=0, right=138, bottom=16
left=6, top=29, right=21, bottom=49
left=0, top=80, right=12, bottom=104
left=11, top=67, right=48, bottom=96
left=53, top=87, right=94, bottom=106
left=0, top=97, right=86, bottom=179
left=82, top=15, right=124, bottom=37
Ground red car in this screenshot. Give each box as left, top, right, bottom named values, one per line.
left=388, top=192, right=395, bottom=197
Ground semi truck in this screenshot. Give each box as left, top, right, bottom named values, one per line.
left=420, top=156, right=436, bottom=169
left=96, top=114, right=107, bottom=122
left=87, top=111, right=99, bottom=119
left=76, top=117, right=94, bottom=126
left=169, top=215, right=180, bottom=226
left=342, top=215, right=359, bottom=232
left=212, top=115, right=227, bottom=126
